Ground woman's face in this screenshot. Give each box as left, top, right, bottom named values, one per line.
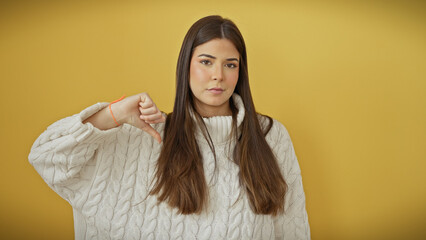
left=189, top=38, right=240, bottom=117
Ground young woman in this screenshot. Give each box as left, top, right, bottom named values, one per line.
left=29, top=15, right=310, bottom=239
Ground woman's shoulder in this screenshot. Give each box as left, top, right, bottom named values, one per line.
left=257, top=113, right=292, bottom=147
left=257, top=114, right=290, bottom=135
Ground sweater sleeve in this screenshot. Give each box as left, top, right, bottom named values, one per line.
left=28, top=102, right=122, bottom=207
left=270, top=120, right=311, bottom=240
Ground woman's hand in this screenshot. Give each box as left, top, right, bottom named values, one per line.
left=83, top=93, right=165, bottom=143
left=110, top=93, right=166, bottom=143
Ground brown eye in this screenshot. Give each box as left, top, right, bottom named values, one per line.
left=200, top=60, right=211, bottom=65
left=226, top=63, right=237, bottom=68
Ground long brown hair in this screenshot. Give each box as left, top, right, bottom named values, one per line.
left=150, top=15, right=287, bottom=216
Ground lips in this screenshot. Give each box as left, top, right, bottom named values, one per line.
left=208, top=87, right=224, bottom=94
left=208, top=87, right=223, bottom=91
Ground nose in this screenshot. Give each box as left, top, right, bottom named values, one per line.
left=212, top=65, right=223, bottom=81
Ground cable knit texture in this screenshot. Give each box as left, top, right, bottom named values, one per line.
left=29, top=94, right=310, bottom=240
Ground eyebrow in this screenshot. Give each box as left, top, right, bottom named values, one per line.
left=197, top=54, right=239, bottom=62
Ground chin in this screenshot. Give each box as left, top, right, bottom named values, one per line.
left=204, top=100, right=226, bottom=107
left=206, top=96, right=231, bottom=104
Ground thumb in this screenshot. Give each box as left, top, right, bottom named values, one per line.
left=140, top=123, right=162, bottom=144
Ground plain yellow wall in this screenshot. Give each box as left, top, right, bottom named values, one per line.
left=1, top=0, right=425, bottom=239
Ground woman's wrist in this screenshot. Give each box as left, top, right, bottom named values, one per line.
left=83, top=100, right=128, bottom=130
left=109, top=100, right=128, bottom=125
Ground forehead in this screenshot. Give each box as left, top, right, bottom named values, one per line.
left=192, top=38, right=239, bottom=58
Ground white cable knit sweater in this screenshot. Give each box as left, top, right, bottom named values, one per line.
left=29, top=94, right=310, bottom=240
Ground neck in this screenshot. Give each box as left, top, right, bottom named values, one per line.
left=194, top=101, right=232, bottom=118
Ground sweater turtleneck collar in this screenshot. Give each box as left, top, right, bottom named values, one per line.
left=192, top=93, right=245, bottom=145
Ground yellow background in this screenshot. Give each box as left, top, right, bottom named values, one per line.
left=1, top=0, right=425, bottom=239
